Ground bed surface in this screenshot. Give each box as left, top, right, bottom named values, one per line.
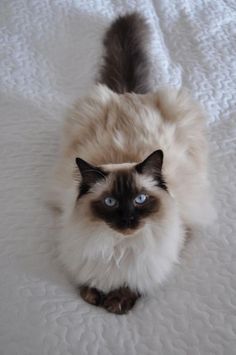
left=0, top=1, right=236, bottom=354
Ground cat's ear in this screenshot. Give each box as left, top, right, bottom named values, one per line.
left=135, top=150, right=164, bottom=175
left=135, top=150, right=166, bottom=190
left=75, top=158, right=107, bottom=188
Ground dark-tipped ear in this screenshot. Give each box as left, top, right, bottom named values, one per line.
left=135, top=150, right=167, bottom=190
left=135, top=150, right=163, bottom=174
left=75, top=158, right=108, bottom=195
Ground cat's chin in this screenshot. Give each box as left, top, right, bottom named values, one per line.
left=119, top=229, right=137, bottom=237
left=112, top=226, right=143, bottom=237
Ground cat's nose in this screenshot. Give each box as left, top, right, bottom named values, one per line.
left=122, top=215, right=135, bottom=226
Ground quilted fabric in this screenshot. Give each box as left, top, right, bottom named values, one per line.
left=0, top=0, right=235, bottom=354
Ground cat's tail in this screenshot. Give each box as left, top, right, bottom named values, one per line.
left=98, top=12, right=151, bottom=94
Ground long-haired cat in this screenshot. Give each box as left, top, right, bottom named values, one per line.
left=50, top=13, right=215, bottom=314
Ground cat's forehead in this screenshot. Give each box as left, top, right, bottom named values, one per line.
left=97, top=164, right=157, bottom=195
left=110, top=170, right=138, bottom=197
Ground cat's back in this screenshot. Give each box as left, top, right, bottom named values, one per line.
left=63, top=83, right=205, bottom=169
left=63, top=84, right=166, bottom=165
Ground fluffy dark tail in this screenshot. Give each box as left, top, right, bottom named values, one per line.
left=99, top=12, right=151, bottom=94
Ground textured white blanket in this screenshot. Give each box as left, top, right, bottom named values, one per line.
left=0, top=1, right=236, bottom=354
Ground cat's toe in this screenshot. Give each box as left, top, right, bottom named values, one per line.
left=103, top=289, right=138, bottom=314
left=80, top=286, right=105, bottom=306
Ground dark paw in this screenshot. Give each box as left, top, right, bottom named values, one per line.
left=80, top=286, right=105, bottom=306
left=103, top=287, right=139, bottom=315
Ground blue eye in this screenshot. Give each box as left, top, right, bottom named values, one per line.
left=104, top=197, right=117, bottom=207
left=134, top=194, right=148, bottom=205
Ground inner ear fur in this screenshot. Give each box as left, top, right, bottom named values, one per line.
left=135, top=150, right=167, bottom=191
left=135, top=150, right=163, bottom=175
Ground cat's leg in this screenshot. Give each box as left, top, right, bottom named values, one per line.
left=103, top=287, right=140, bottom=314
left=80, top=286, right=105, bottom=306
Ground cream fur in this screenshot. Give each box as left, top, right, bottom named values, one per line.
left=50, top=84, right=215, bottom=294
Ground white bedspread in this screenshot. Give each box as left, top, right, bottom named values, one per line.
left=0, top=1, right=235, bottom=354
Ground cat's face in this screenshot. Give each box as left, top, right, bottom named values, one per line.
left=76, top=150, right=167, bottom=236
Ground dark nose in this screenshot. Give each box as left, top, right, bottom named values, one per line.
left=122, top=215, right=135, bottom=227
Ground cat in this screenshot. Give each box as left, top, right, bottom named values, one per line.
left=50, top=13, right=215, bottom=314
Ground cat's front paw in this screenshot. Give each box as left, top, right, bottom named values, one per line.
left=103, top=287, right=139, bottom=315
left=80, top=286, right=105, bottom=306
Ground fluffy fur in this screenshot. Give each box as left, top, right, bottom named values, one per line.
left=99, top=13, right=151, bottom=93
left=49, top=12, right=215, bottom=305
left=50, top=84, right=215, bottom=295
